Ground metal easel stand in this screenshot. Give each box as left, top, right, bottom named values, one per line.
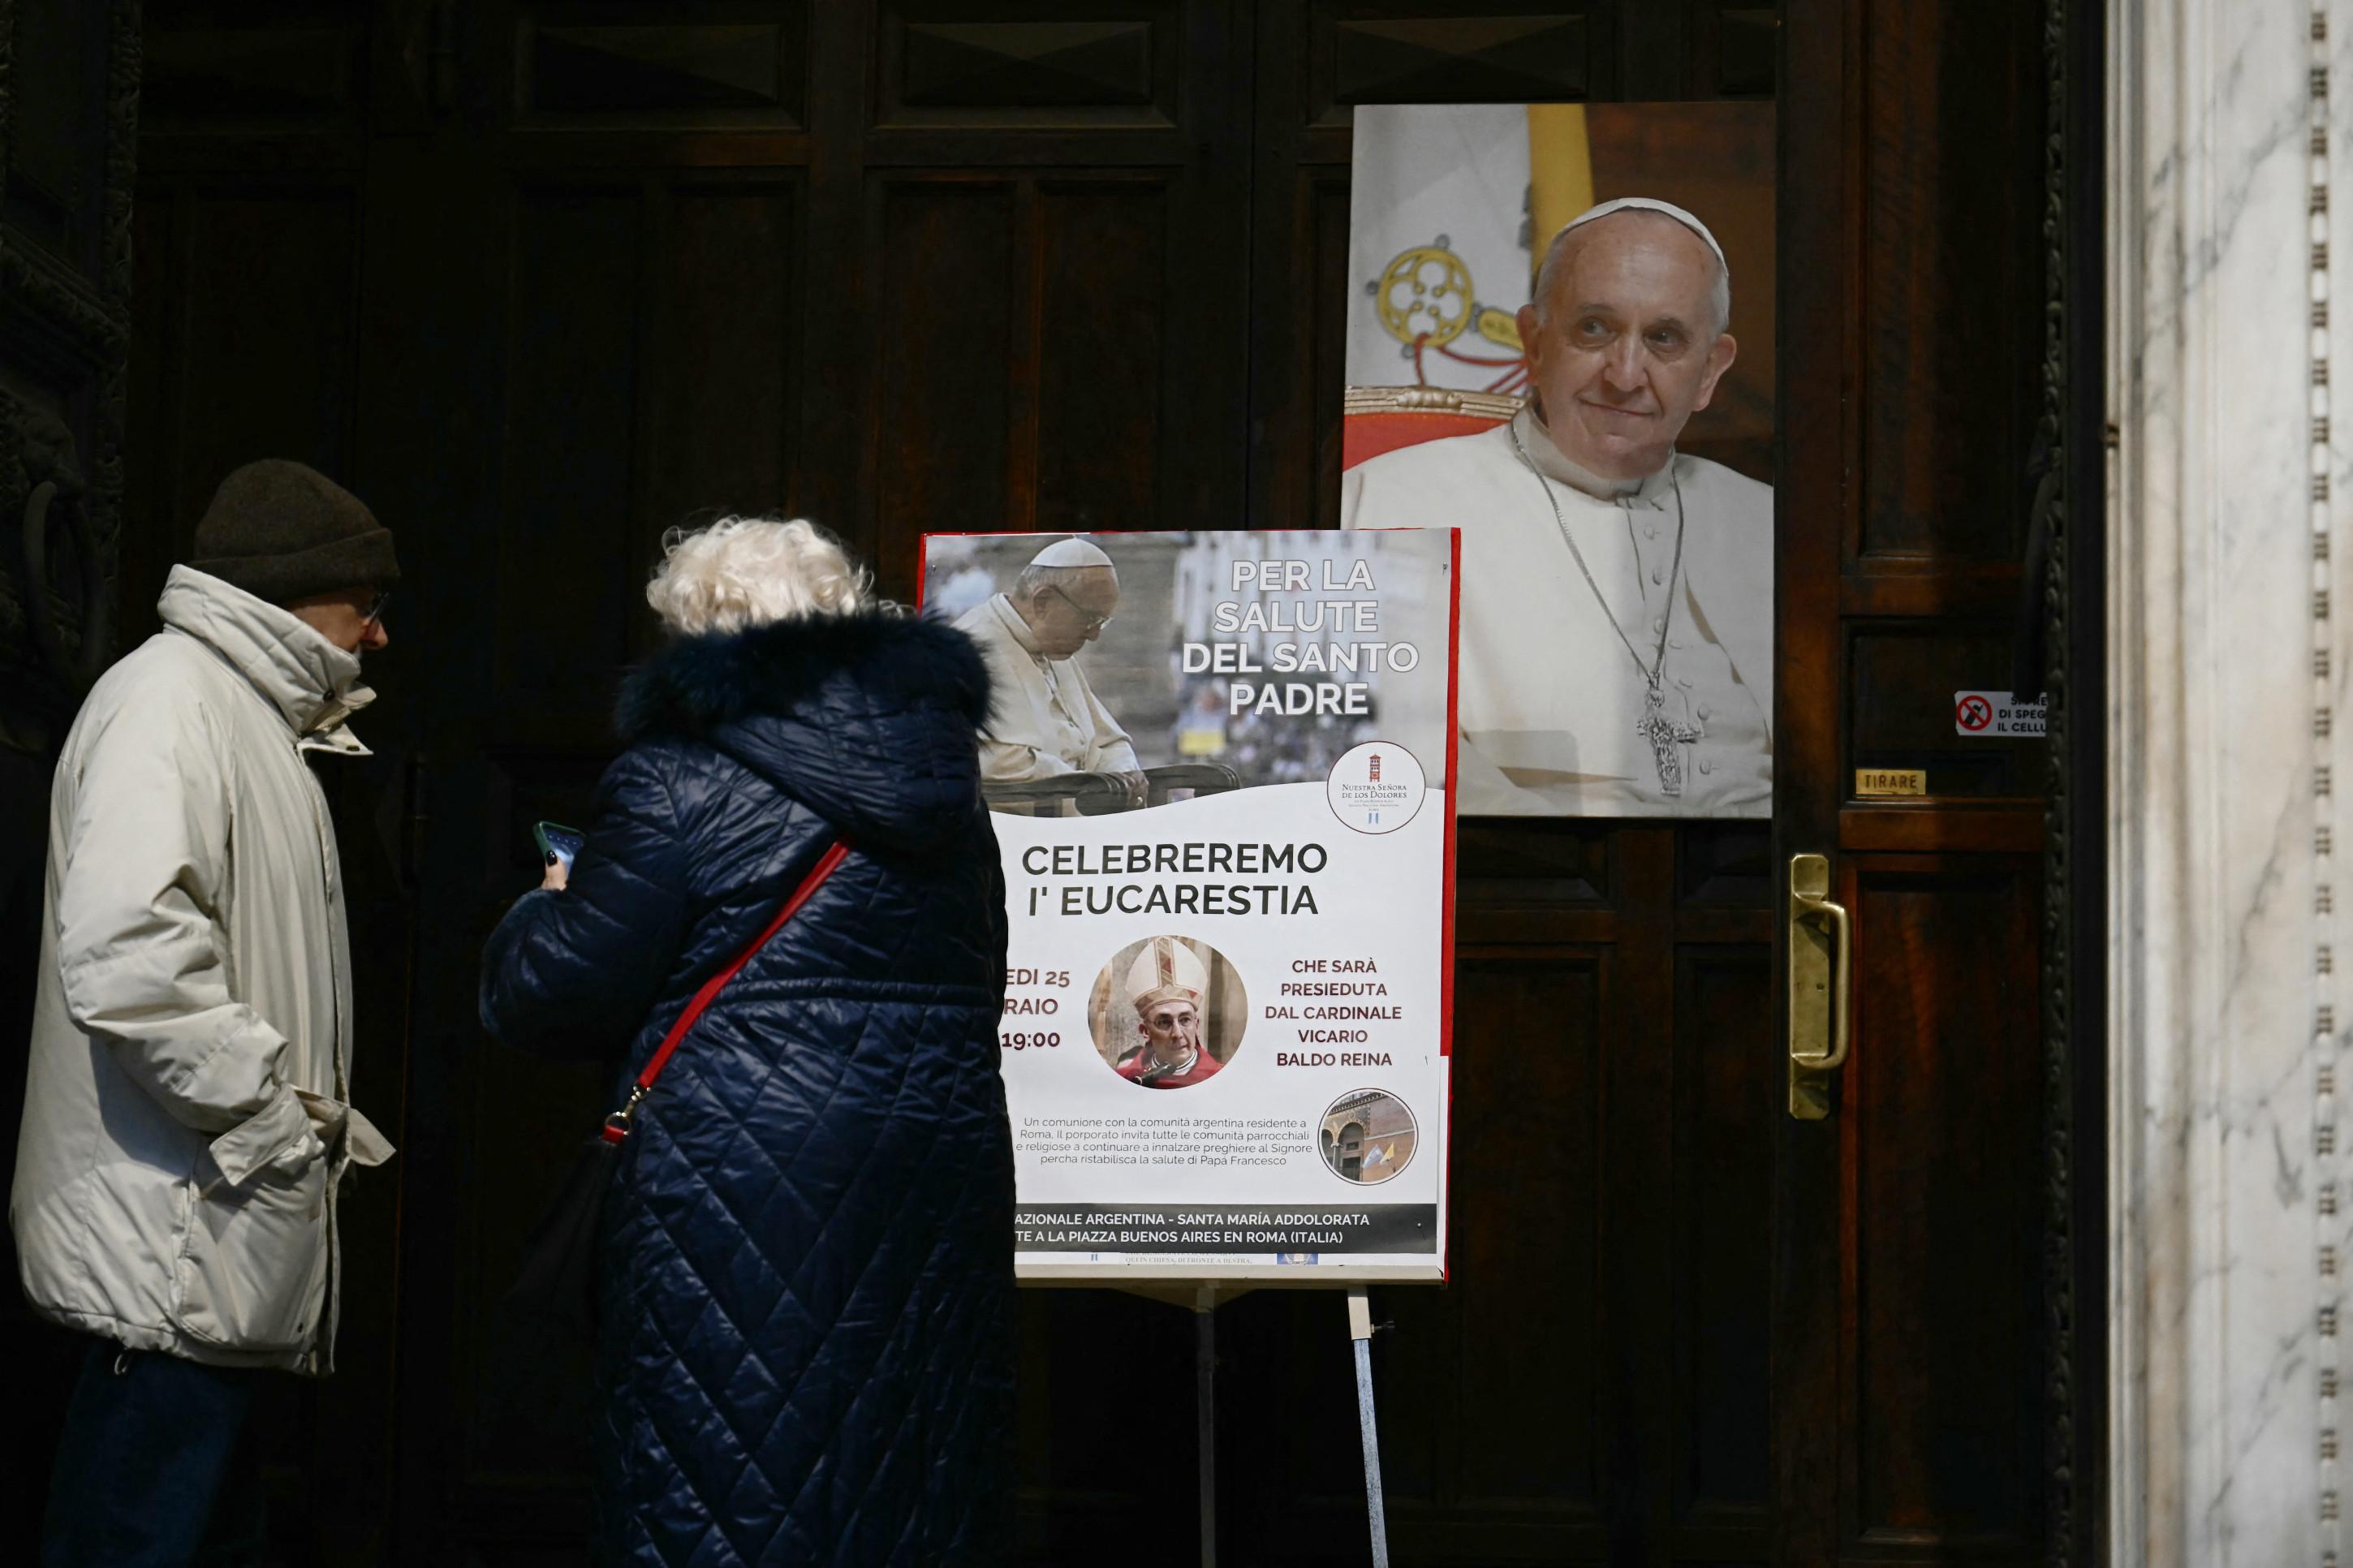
left=1347, top=1287, right=1392, bottom=1568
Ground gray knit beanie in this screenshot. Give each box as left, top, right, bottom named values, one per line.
left=189, top=459, right=400, bottom=603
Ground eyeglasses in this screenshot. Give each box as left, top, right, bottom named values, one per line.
left=1046, top=585, right=1113, bottom=633
left=361, top=590, right=392, bottom=629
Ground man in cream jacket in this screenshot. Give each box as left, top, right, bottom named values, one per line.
left=13, top=459, right=398, bottom=1563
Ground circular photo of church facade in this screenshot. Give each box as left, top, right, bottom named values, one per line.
left=1318, top=1088, right=1418, bottom=1185
left=1085, top=934, right=1248, bottom=1090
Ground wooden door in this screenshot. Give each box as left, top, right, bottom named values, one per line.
left=106, top=2, right=2092, bottom=1563
left=1772, top=0, right=2097, bottom=1563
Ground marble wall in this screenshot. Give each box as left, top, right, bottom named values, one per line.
left=2109, top=0, right=2351, bottom=1560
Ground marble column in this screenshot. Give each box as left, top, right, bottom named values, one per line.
left=2109, top=0, right=2350, bottom=1561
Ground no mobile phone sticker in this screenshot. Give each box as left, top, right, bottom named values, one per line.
left=1954, top=691, right=2047, bottom=737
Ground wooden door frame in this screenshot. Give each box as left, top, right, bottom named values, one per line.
left=1773, top=0, right=2106, bottom=1563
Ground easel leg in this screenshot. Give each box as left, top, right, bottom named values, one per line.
left=1348, top=1286, right=1390, bottom=1568
left=1196, top=1286, right=1217, bottom=1568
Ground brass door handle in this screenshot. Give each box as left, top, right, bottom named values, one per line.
left=1788, top=852, right=1852, bottom=1119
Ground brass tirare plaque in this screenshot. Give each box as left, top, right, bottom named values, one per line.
left=1854, top=769, right=1926, bottom=798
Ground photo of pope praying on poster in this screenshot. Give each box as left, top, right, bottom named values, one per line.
left=1340, top=102, right=1776, bottom=818
left=921, top=529, right=1454, bottom=820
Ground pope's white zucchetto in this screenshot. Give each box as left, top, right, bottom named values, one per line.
left=1555, top=197, right=1729, bottom=281
left=1027, top=537, right=1114, bottom=571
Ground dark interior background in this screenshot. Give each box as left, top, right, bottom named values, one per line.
left=0, top=2, right=2093, bottom=1564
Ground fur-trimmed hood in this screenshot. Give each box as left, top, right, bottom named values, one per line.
left=617, top=610, right=993, bottom=853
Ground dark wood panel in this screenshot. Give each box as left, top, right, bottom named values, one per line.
left=178, top=187, right=362, bottom=493
left=519, top=11, right=808, bottom=125
left=1844, top=857, right=2041, bottom=1553
left=879, top=5, right=1179, bottom=127
left=475, top=127, right=814, bottom=170
left=1840, top=804, right=2045, bottom=853
left=868, top=179, right=1015, bottom=590
left=863, top=127, right=1200, bottom=166
left=1245, top=160, right=1351, bottom=532
left=1457, top=816, right=1616, bottom=905
left=1314, top=4, right=1608, bottom=116
left=1450, top=946, right=1608, bottom=1510
left=1011, top=1289, right=1204, bottom=1567
left=139, top=6, right=366, bottom=131
left=1690, top=2, right=1782, bottom=99
left=1848, top=622, right=2047, bottom=798
left=1857, top=0, right=2039, bottom=562
left=7, top=0, right=121, bottom=269
left=494, top=187, right=642, bottom=712
left=121, top=182, right=361, bottom=642
left=861, top=166, right=1236, bottom=584
left=1243, top=0, right=1353, bottom=531
left=651, top=183, right=801, bottom=532
left=121, top=188, right=182, bottom=648
left=1838, top=563, right=2023, bottom=618
left=1304, top=167, right=1352, bottom=528
left=1033, top=182, right=1166, bottom=533
left=1678, top=822, right=1773, bottom=906
left=1673, top=945, right=1773, bottom=1537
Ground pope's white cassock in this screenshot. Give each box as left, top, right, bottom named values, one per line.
left=1340, top=405, right=1772, bottom=816
left=954, top=593, right=1141, bottom=784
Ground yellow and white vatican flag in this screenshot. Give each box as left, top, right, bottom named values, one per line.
left=1346, top=103, right=1593, bottom=394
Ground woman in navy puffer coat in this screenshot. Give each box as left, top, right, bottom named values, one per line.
left=480, top=518, right=1014, bottom=1566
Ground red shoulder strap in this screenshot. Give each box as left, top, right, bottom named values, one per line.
left=601, top=840, right=851, bottom=1144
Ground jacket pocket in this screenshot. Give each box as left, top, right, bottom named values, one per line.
left=171, top=1149, right=330, bottom=1352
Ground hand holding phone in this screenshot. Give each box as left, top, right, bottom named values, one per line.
left=533, top=821, right=584, bottom=890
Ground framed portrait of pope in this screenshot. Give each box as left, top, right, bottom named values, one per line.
left=1340, top=101, right=1777, bottom=819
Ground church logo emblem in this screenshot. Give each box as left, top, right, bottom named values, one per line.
left=1327, top=741, right=1425, bottom=835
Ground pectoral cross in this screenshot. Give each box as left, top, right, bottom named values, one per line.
left=1636, top=675, right=1704, bottom=797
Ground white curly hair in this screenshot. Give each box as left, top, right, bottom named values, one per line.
left=644, top=516, right=874, bottom=635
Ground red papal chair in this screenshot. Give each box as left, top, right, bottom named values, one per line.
left=1341, top=386, right=1525, bottom=471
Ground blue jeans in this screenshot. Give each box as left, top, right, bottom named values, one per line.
left=40, top=1337, right=269, bottom=1567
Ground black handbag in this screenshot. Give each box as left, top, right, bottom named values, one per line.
left=498, top=841, right=850, bottom=1336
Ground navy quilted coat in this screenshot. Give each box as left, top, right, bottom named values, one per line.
left=479, top=611, right=1015, bottom=1566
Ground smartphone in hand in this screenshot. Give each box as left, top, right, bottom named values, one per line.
left=532, top=821, right=584, bottom=874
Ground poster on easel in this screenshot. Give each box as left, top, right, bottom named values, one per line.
left=920, top=528, right=1459, bottom=1282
